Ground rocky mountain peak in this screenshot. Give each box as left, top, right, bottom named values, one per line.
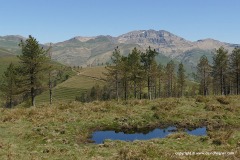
left=74, top=36, right=95, bottom=42
left=117, top=29, right=191, bottom=46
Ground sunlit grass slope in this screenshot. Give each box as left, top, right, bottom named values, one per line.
left=77, top=66, right=107, bottom=79
left=36, top=74, right=104, bottom=104
left=0, top=56, right=19, bottom=76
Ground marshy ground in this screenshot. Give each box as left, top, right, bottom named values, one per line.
left=0, top=96, right=239, bottom=159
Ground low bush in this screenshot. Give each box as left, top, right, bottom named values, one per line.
left=216, top=96, right=230, bottom=105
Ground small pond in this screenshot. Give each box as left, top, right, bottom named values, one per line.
left=92, top=126, right=206, bottom=144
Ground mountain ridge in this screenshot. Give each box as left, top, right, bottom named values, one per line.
left=0, top=30, right=239, bottom=69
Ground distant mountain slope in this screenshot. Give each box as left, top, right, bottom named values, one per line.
left=0, top=30, right=239, bottom=73
left=50, top=30, right=239, bottom=69
left=0, top=47, right=14, bottom=57
left=117, top=30, right=236, bottom=57
left=51, top=36, right=141, bottom=67
left=0, top=35, right=25, bottom=54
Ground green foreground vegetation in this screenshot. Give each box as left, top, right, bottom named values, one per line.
left=0, top=96, right=239, bottom=159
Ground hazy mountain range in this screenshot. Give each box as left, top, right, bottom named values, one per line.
left=0, top=29, right=239, bottom=72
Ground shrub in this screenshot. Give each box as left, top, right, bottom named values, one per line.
left=204, top=103, right=222, bottom=111
left=195, top=96, right=208, bottom=103
left=212, top=139, right=222, bottom=145
left=216, top=96, right=230, bottom=105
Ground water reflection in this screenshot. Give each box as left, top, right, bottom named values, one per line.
left=92, top=126, right=206, bottom=144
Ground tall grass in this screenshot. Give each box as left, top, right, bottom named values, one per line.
left=0, top=96, right=239, bottom=159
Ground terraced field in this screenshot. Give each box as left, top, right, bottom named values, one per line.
left=36, top=68, right=105, bottom=104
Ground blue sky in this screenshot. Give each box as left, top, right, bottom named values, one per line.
left=0, top=0, right=240, bottom=44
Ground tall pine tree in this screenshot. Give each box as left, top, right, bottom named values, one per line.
left=229, top=47, right=240, bottom=94
left=177, top=62, right=186, bottom=97
left=157, top=64, right=164, bottom=98
left=212, top=47, right=228, bottom=95
left=0, top=63, right=19, bottom=108
left=140, top=46, right=158, bottom=100
left=128, top=47, right=143, bottom=99
left=165, top=60, right=175, bottom=97
left=105, top=46, right=122, bottom=101
left=197, top=55, right=212, bottom=96
left=18, top=36, right=50, bottom=106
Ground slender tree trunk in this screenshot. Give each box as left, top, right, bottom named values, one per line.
left=124, top=80, right=127, bottom=101
left=9, top=86, right=13, bottom=108
left=154, top=82, right=157, bottom=99
left=158, top=78, right=161, bottom=98
left=203, top=68, right=207, bottom=96
left=116, top=73, right=119, bottom=102
left=31, top=87, right=35, bottom=107
left=221, top=69, right=224, bottom=95
left=148, top=76, right=152, bottom=100
left=9, top=96, right=12, bottom=108
left=134, top=80, right=137, bottom=99
left=139, top=83, right=142, bottom=100
left=49, top=87, right=52, bottom=104
left=237, top=72, right=239, bottom=95
left=30, top=70, right=35, bottom=106
left=170, top=74, right=173, bottom=97
left=181, top=86, right=183, bottom=97
left=49, top=72, right=53, bottom=105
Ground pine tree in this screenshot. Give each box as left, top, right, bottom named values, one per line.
left=177, top=62, right=186, bottom=97
left=140, top=46, right=158, bottom=100
left=0, top=63, right=19, bottom=108
left=212, top=47, right=228, bottom=95
left=105, top=46, right=121, bottom=101
left=197, top=55, right=212, bottom=96
left=157, top=64, right=164, bottom=98
left=120, top=56, right=130, bottom=100
left=229, top=47, right=240, bottom=94
left=18, top=35, right=50, bottom=106
left=149, top=61, right=158, bottom=99
left=128, top=47, right=142, bottom=99
left=101, top=85, right=111, bottom=101
left=89, top=84, right=101, bottom=101
left=165, top=60, right=175, bottom=97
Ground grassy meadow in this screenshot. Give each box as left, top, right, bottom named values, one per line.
left=0, top=96, right=239, bottom=159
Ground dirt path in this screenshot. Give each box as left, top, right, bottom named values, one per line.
left=77, top=71, right=106, bottom=82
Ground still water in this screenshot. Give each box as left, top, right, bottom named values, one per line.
left=92, top=126, right=206, bottom=144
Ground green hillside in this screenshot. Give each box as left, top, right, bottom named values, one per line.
left=0, top=56, right=19, bottom=77
left=77, top=66, right=107, bottom=79
left=181, top=49, right=213, bottom=64
left=36, top=71, right=105, bottom=104
left=0, top=47, right=14, bottom=56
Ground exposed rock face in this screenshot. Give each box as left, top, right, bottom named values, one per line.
left=117, top=30, right=235, bottom=58
left=0, top=30, right=239, bottom=68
